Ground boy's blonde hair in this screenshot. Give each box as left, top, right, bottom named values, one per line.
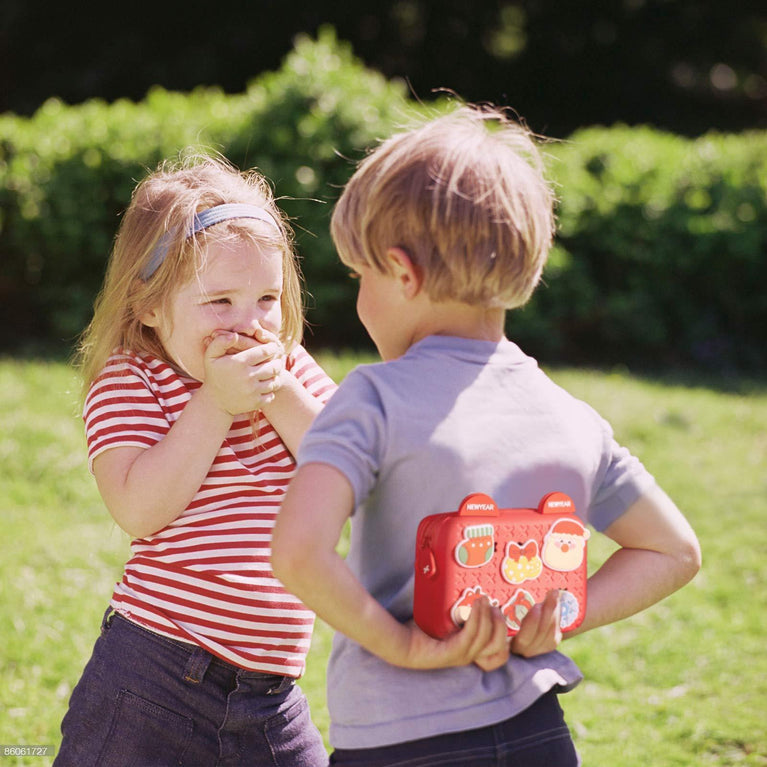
left=331, top=104, right=555, bottom=309
left=75, top=154, right=303, bottom=397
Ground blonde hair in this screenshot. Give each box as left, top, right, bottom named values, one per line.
left=331, top=104, right=555, bottom=309
left=75, top=154, right=303, bottom=398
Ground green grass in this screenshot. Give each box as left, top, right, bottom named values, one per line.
left=1, top=354, right=765, bottom=766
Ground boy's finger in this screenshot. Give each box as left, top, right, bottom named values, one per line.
left=459, top=598, right=493, bottom=658
left=512, top=590, right=562, bottom=657
left=473, top=601, right=507, bottom=659
left=517, top=602, right=543, bottom=642
left=511, top=602, right=545, bottom=656
left=474, top=608, right=510, bottom=671
left=539, top=589, right=562, bottom=636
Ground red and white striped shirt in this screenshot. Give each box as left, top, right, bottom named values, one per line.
left=84, top=346, right=336, bottom=676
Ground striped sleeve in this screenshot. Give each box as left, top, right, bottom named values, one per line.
left=83, top=352, right=186, bottom=471
left=286, top=344, right=337, bottom=403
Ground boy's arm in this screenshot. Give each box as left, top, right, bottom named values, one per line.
left=272, top=462, right=510, bottom=671
left=512, top=483, right=700, bottom=656
left=568, top=483, right=701, bottom=636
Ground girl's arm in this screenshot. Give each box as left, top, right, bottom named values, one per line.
left=511, top=483, right=701, bottom=657
left=93, top=333, right=282, bottom=539
left=229, top=328, right=333, bottom=458
left=259, top=368, right=326, bottom=457
left=272, top=462, right=510, bottom=671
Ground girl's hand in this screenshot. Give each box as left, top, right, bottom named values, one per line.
left=202, top=329, right=285, bottom=416
left=399, top=597, right=509, bottom=671
left=510, top=589, right=563, bottom=658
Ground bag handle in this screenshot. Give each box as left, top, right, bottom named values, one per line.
left=457, top=491, right=576, bottom=516
left=538, top=491, right=576, bottom=515
left=457, top=493, right=499, bottom=516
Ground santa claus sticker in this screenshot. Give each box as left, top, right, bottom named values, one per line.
left=542, top=517, right=590, bottom=572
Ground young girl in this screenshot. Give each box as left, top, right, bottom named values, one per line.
left=55, top=156, right=336, bottom=766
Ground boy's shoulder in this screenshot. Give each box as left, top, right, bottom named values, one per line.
left=335, top=336, right=538, bottom=404
left=364, top=336, right=535, bottom=376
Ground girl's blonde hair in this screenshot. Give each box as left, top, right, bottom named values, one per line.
left=75, top=154, right=303, bottom=397
left=331, top=104, right=556, bottom=309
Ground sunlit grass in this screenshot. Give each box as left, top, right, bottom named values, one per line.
left=1, top=356, right=765, bottom=765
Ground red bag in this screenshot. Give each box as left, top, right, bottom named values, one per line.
left=413, top=492, right=589, bottom=638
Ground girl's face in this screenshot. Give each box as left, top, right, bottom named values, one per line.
left=141, top=238, right=283, bottom=380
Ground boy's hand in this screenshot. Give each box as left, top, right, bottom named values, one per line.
left=203, top=329, right=285, bottom=416
left=401, top=597, right=509, bottom=671
left=510, top=589, right=562, bottom=658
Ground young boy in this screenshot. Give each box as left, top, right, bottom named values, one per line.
left=272, top=104, right=701, bottom=766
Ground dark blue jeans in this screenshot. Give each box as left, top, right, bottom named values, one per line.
left=55, top=610, right=328, bottom=766
left=329, top=690, right=580, bottom=767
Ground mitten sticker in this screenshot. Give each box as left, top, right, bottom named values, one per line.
left=455, top=524, right=495, bottom=568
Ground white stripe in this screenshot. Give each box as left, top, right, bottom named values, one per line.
left=123, top=564, right=309, bottom=607
left=115, top=583, right=313, bottom=631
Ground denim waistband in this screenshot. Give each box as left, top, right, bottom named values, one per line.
left=104, top=608, right=295, bottom=692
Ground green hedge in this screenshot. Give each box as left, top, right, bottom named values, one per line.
left=1, top=29, right=766, bottom=372
left=525, top=127, right=767, bottom=371
left=0, top=28, right=413, bottom=350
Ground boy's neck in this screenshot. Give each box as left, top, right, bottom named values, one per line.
left=412, top=299, right=506, bottom=345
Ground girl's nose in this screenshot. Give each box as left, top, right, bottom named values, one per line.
left=232, top=309, right=264, bottom=336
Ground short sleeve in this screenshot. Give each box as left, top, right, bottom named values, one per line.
left=286, top=345, right=337, bottom=403
left=588, top=427, right=657, bottom=531
left=83, top=354, right=172, bottom=472
left=297, top=368, right=386, bottom=509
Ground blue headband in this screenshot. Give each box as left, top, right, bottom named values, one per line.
left=141, top=203, right=280, bottom=280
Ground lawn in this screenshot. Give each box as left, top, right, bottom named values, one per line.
left=0, top=354, right=765, bottom=766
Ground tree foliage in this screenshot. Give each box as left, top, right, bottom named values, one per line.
left=2, top=0, right=765, bottom=136
left=2, top=32, right=766, bottom=371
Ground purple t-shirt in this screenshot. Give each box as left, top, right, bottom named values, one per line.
left=298, top=335, right=655, bottom=749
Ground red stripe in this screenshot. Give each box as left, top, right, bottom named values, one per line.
left=121, top=573, right=312, bottom=623
left=124, top=561, right=307, bottom=606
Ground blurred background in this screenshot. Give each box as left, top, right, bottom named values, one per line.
left=2, top=0, right=766, bottom=371
left=4, top=0, right=766, bottom=134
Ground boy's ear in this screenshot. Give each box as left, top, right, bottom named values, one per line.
left=385, top=247, right=423, bottom=299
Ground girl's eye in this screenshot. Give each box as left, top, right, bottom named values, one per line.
left=260, top=294, right=278, bottom=303
left=210, top=297, right=232, bottom=306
